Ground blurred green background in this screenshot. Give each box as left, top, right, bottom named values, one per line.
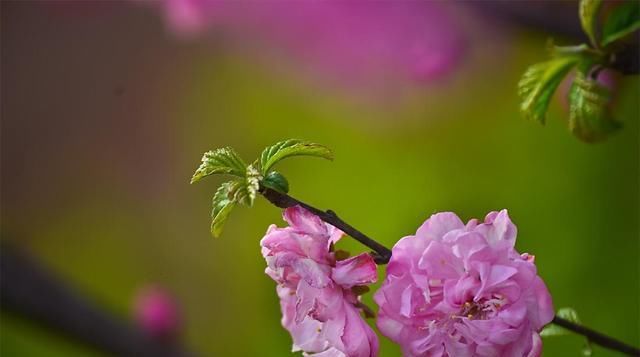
left=1, top=1, right=638, bottom=356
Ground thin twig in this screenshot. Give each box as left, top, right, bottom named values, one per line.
left=553, top=316, right=640, bottom=356
left=259, top=186, right=640, bottom=356
left=259, top=186, right=392, bottom=264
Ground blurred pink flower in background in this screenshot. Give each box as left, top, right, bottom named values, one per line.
left=261, top=206, right=379, bottom=357
left=160, top=0, right=209, bottom=37
left=151, top=0, right=466, bottom=85
left=374, top=210, right=554, bottom=357
left=134, top=286, right=182, bottom=340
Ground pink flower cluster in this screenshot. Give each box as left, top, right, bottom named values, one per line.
left=261, top=206, right=379, bottom=357
left=374, top=210, right=554, bottom=356
left=261, top=207, right=554, bottom=356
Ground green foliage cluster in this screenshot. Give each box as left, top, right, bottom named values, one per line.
left=191, top=139, right=333, bottom=237
left=541, top=308, right=592, bottom=356
left=518, top=0, right=639, bottom=142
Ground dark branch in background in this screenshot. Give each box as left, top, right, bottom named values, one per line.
left=470, top=1, right=586, bottom=40
left=259, top=186, right=640, bottom=356
left=0, top=242, right=195, bottom=357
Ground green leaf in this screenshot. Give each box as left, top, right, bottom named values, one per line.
left=568, top=71, right=621, bottom=142
left=601, top=1, right=640, bottom=46
left=241, top=165, right=262, bottom=207
left=262, top=171, right=290, bottom=193
left=557, top=307, right=581, bottom=323
left=208, top=168, right=260, bottom=237
left=518, top=56, right=581, bottom=124
left=539, top=324, right=567, bottom=338
left=193, top=141, right=332, bottom=237
left=580, top=0, right=603, bottom=46
left=191, top=147, right=247, bottom=184
left=211, top=201, right=235, bottom=238
left=541, top=308, right=592, bottom=356
left=540, top=307, right=581, bottom=338
left=234, top=165, right=261, bottom=206
left=210, top=181, right=240, bottom=237
left=259, top=139, right=333, bottom=175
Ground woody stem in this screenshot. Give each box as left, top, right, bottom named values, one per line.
left=552, top=316, right=640, bottom=356
left=259, top=186, right=392, bottom=264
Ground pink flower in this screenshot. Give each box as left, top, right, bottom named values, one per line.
left=261, top=206, right=379, bottom=357
left=133, top=286, right=181, bottom=340
left=374, top=210, right=554, bottom=357
left=149, top=1, right=465, bottom=84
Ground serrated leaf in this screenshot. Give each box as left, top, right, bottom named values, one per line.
left=568, top=71, right=621, bottom=142
left=259, top=139, right=333, bottom=175
left=234, top=165, right=261, bottom=206
left=191, top=147, right=246, bottom=184
left=244, top=165, right=262, bottom=207
left=233, top=184, right=253, bottom=206
left=211, top=181, right=238, bottom=217
left=211, top=201, right=235, bottom=238
left=518, top=56, right=581, bottom=124
left=210, top=181, right=240, bottom=238
left=580, top=0, right=603, bottom=46
left=601, top=0, right=640, bottom=46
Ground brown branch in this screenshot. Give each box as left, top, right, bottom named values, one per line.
left=553, top=316, right=640, bottom=356
left=259, top=186, right=392, bottom=264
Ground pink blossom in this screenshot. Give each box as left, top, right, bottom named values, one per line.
left=133, top=286, right=181, bottom=339
left=261, top=206, right=379, bottom=357
left=151, top=1, right=465, bottom=84
left=374, top=210, right=554, bottom=357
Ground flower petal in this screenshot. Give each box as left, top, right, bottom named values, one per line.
left=292, top=258, right=332, bottom=288
left=284, top=206, right=329, bottom=237
left=416, top=212, right=465, bottom=241
left=418, top=240, right=463, bottom=279
left=476, top=209, right=517, bottom=246
left=332, top=253, right=377, bottom=289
